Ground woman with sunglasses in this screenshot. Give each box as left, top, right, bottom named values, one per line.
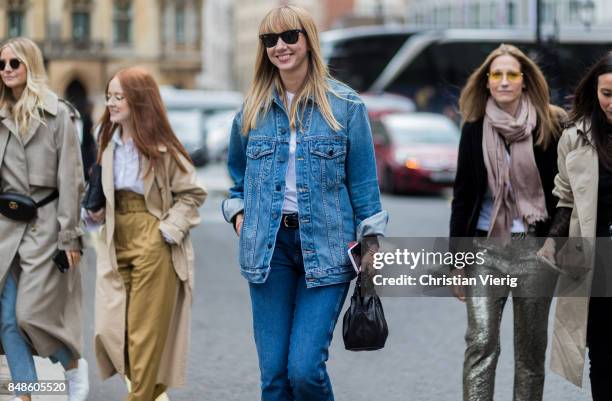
left=87, top=66, right=206, bottom=401
left=450, top=44, right=565, bottom=401
left=539, top=52, right=612, bottom=400
left=222, top=5, right=387, bottom=401
left=0, top=38, right=88, bottom=401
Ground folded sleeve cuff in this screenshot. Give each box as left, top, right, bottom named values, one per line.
left=160, top=227, right=178, bottom=244
left=58, top=227, right=84, bottom=251
left=159, top=220, right=183, bottom=244
left=222, top=198, right=244, bottom=223
left=356, top=210, right=389, bottom=242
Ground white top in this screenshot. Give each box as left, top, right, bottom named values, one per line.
left=282, top=91, right=298, bottom=213
left=82, top=130, right=174, bottom=243
left=112, top=131, right=145, bottom=195
left=477, top=148, right=526, bottom=233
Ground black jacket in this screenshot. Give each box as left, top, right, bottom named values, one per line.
left=449, top=118, right=559, bottom=239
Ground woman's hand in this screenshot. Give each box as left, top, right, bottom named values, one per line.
left=451, top=268, right=466, bottom=302
left=88, top=207, right=105, bottom=224
left=234, top=213, right=244, bottom=237
left=537, top=238, right=557, bottom=265
left=66, top=250, right=81, bottom=269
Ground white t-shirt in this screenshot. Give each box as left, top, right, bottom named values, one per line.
left=282, top=91, right=298, bottom=213
left=477, top=148, right=526, bottom=233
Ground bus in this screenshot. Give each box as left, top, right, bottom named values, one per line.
left=323, top=27, right=612, bottom=113
left=321, top=25, right=420, bottom=92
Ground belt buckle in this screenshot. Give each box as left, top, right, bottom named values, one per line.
left=283, top=214, right=298, bottom=228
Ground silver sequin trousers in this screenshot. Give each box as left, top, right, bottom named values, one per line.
left=462, top=238, right=557, bottom=401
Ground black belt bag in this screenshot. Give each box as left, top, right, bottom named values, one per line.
left=0, top=190, right=59, bottom=222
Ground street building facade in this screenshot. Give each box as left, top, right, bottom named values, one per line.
left=0, top=0, right=203, bottom=113
left=406, top=0, right=611, bottom=35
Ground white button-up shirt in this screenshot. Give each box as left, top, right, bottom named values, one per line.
left=82, top=131, right=175, bottom=244
left=112, top=131, right=145, bottom=195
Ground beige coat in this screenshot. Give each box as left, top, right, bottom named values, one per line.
left=93, top=139, right=207, bottom=387
left=550, top=120, right=598, bottom=387
left=0, top=89, right=84, bottom=357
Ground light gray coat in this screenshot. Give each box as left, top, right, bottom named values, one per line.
left=550, top=120, right=598, bottom=387
left=0, top=88, right=84, bottom=357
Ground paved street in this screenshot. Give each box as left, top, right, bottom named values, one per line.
left=75, top=163, right=592, bottom=401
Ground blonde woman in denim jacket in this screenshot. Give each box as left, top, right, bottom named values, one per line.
left=222, top=5, right=387, bottom=401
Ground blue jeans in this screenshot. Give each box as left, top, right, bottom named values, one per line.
left=1, top=272, right=74, bottom=395
left=249, top=225, right=350, bottom=401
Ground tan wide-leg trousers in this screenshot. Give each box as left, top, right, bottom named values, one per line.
left=114, top=191, right=177, bottom=401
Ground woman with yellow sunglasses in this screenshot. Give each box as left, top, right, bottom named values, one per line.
left=449, top=44, right=566, bottom=401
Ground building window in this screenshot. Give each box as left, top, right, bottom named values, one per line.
left=468, top=4, right=480, bottom=27
left=488, top=2, right=497, bottom=27
left=175, top=5, right=186, bottom=44
left=72, top=11, right=90, bottom=41
left=507, top=0, right=515, bottom=26
left=543, top=1, right=556, bottom=24
left=7, top=11, right=24, bottom=37
left=569, top=0, right=580, bottom=20
left=113, top=0, right=132, bottom=45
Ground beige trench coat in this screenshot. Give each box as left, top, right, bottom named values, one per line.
left=0, top=89, right=84, bottom=357
left=93, top=139, right=207, bottom=387
left=550, top=120, right=598, bottom=387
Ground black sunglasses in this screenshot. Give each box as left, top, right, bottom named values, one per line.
left=0, top=58, right=21, bottom=71
left=259, top=29, right=305, bottom=48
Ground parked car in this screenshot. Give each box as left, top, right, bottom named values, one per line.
left=202, top=110, right=235, bottom=162
left=371, top=112, right=459, bottom=193
left=167, top=109, right=208, bottom=166
left=360, top=92, right=416, bottom=119
left=161, top=87, right=243, bottom=166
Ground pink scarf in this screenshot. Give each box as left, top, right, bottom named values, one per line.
left=482, top=96, right=548, bottom=242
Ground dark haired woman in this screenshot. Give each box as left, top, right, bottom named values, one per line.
left=539, top=51, right=612, bottom=400
left=86, top=67, right=206, bottom=401
left=450, top=43, right=565, bottom=401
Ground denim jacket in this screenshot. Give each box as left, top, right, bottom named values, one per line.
left=222, top=79, right=388, bottom=287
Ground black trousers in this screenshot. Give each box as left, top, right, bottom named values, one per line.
left=587, top=296, right=612, bottom=400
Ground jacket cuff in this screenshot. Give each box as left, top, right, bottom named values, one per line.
left=356, top=210, right=389, bottom=242
left=159, top=220, right=183, bottom=244
left=58, top=228, right=84, bottom=251
left=222, top=198, right=244, bottom=223
left=159, top=227, right=177, bottom=244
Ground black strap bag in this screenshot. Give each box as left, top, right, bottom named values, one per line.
left=81, top=163, right=105, bottom=212
left=342, top=274, right=389, bottom=351
left=0, top=190, right=59, bottom=222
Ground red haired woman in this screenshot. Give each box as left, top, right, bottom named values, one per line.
left=85, top=67, right=206, bottom=400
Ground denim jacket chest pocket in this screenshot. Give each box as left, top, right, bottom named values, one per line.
left=308, top=137, right=347, bottom=186
left=246, top=137, right=275, bottom=177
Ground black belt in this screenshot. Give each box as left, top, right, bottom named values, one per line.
left=281, top=213, right=299, bottom=229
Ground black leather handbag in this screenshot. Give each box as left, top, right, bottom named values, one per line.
left=0, top=190, right=59, bottom=222
left=81, top=163, right=105, bottom=212
left=342, top=274, right=389, bottom=351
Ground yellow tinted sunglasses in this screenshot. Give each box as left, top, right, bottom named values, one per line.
left=487, top=71, right=523, bottom=83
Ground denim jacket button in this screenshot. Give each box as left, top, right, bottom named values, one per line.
left=280, top=128, right=287, bottom=134
left=327, top=149, right=334, bottom=156
left=275, top=185, right=281, bottom=191
left=272, top=212, right=278, bottom=219
left=268, top=243, right=273, bottom=249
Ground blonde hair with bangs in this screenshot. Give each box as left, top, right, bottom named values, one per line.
left=459, top=43, right=564, bottom=150
left=0, top=37, right=48, bottom=135
left=241, top=5, right=341, bottom=135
